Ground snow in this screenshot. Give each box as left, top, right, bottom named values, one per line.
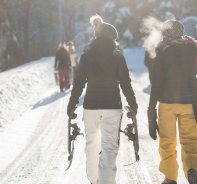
left=160, top=2, right=165, bottom=8
left=0, top=48, right=188, bottom=183
left=115, top=7, right=133, bottom=26
left=181, top=16, right=197, bottom=24
left=0, top=57, right=55, bottom=128
left=148, top=0, right=155, bottom=3
left=160, top=1, right=173, bottom=9
left=166, top=1, right=173, bottom=8
left=136, top=3, right=143, bottom=9
left=13, top=34, right=18, bottom=42
left=118, top=7, right=133, bottom=18
left=165, top=11, right=176, bottom=19
left=124, top=47, right=146, bottom=73
left=0, top=105, right=47, bottom=172
left=123, top=29, right=133, bottom=41
left=102, top=1, right=116, bottom=13
left=180, top=16, right=197, bottom=38
left=114, top=18, right=123, bottom=25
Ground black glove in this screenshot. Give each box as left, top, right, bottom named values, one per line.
left=128, top=103, right=138, bottom=116
left=67, top=102, right=77, bottom=119
left=147, top=108, right=159, bottom=140
left=126, top=106, right=137, bottom=118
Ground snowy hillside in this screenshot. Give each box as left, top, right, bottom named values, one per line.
left=0, top=57, right=55, bottom=128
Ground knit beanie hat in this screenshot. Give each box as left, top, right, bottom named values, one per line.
left=90, top=14, right=118, bottom=41
left=162, top=20, right=185, bottom=38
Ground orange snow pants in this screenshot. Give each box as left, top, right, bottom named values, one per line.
left=158, top=103, right=197, bottom=181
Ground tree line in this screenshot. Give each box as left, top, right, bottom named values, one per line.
left=0, top=0, right=196, bottom=72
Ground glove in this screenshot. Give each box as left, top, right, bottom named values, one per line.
left=147, top=108, right=159, bottom=140
left=126, top=106, right=137, bottom=118
left=67, top=102, right=77, bottom=119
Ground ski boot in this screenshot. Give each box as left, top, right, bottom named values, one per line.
left=161, top=177, right=177, bottom=184
left=188, top=168, right=197, bottom=184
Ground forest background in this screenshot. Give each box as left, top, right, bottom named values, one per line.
left=0, top=0, right=197, bottom=71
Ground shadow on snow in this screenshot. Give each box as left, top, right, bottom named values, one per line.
left=32, top=90, right=70, bottom=109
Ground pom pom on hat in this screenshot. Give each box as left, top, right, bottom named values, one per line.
left=90, top=14, right=103, bottom=27
left=90, top=14, right=118, bottom=41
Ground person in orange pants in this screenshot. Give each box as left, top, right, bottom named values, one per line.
left=147, top=20, right=197, bottom=184
left=159, top=103, right=197, bottom=182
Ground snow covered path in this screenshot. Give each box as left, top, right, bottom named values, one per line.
left=0, top=49, right=188, bottom=184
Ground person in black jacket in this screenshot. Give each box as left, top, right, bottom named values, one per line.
left=54, top=42, right=70, bottom=92
left=147, top=20, right=197, bottom=184
left=67, top=15, right=137, bottom=184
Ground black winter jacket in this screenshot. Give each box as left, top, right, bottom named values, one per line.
left=68, top=37, right=137, bottom=111
left=149, top=43, right=197, bottom=109
left=54, top=47, right=70, bottom=69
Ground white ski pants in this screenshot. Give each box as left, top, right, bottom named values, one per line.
left=83, top=109, right=122, bottom=184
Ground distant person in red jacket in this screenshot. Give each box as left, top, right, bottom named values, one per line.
left=54, top=42, right=71, bottom=92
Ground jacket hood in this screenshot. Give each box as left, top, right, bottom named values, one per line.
left=83, top=37, right=116, bottom=62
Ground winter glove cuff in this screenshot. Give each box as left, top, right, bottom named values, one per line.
left=147, top=108, right=157, bottom=121
left=128, top=103, right=138, bottom=116
left=147, top=108, right=159, bottom=140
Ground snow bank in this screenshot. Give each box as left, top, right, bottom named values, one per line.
left=0, top=48, right=146, bottom=129
left=0, top=57, right=55, bottom=128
